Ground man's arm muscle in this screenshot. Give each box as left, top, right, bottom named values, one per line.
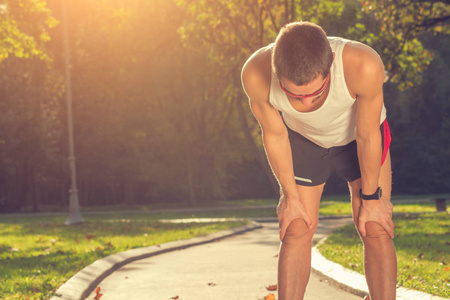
left=241, top=49, right=313, bottom=240
left=241, top=49, right=298, bottom=197
left=344, top=42, right=394, bottom=238
left=345, top=42, right=385, bottom=194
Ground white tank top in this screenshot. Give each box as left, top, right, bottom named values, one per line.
left=269, top=37, right=387, bottom=148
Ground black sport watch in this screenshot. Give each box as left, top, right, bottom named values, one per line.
left=359, top=187, right=382, bottom=200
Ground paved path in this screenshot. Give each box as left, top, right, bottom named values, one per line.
left=86, top=218, right=361, bottom=300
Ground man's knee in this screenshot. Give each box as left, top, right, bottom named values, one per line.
left=360, top=221, right=392, bottom=240
left=283, top=218, right=317, bottom=242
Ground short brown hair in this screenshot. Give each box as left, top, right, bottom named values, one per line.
left=272, top=21, right=333, bottom=85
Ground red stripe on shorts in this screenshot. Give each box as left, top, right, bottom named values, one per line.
left=382, top=120, right=391, bottom=165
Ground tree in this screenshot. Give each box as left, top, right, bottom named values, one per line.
left=0, top=0, right=62, bottom=212
left=386, top=33, right=450, bottom=193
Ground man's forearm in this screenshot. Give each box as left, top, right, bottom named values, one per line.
left=357, top=133, right=382, bottom=194
left=262, top=131, right=298, bottom=198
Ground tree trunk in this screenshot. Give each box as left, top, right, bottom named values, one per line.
left=32, top=176, right=39, bottom=213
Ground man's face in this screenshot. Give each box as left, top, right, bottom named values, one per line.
left=279, top=73, right=330, bottom=106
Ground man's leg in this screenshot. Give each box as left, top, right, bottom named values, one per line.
left=349, top=150, right=397, bottom=300
left=278, top=183, right=324, bottom=300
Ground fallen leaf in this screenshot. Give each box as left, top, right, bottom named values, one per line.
left=170, top=296, right=179, bottom=299
left=156, top=244, right=161, bottom=247
left=106, top=242, right=113, bottom=248
left=125, top=276, right=128, bottom=279
left=207, top=282, right=216, bottom=286
left=94, top=287, right=103, bottom=300
left=445, top=267, right=450, bottom=272
left=86, top=235, right=94, bottom=240
left=266, top=284, right=277, bottom=291
left=418, top=253, right=424, bottom=259
left=264, top=293, right=275, bottom=300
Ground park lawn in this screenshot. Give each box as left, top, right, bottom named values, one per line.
left=26, top=193, right=449, bottom=214
left=317, top=212, right=450, bottom=298
left=319, top=201, right=441, bottom=216
left=82, top=201, right=441, bottom=220
left=0, top=215, right=247, bottom=300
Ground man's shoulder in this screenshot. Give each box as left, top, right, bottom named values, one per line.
left=342, top=42, right=385, bottom=98
left=242, top=45, right=272, bottom=78
left=241, top=45, right=273, bottom=101
left=342, top=41, right=383, bottom=71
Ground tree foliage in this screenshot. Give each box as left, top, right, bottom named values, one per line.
left=387, top=33, right=450, bottom=193
left=348, top=0, right=449, bottom=90
left=0, top=0, right=57, bottom=62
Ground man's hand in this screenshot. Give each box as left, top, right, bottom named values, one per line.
left=358, top=197, right=394, bottom=238
left=277, top=195, right=312, bottom=241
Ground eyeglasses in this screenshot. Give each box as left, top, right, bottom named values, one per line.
left=279, top=73, right=330, bottom=99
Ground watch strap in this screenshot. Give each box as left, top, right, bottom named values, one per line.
left=359, top=187, right=382, bottom=200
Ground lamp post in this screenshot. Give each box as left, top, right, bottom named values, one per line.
left=62, top=0, right=83, bottom=225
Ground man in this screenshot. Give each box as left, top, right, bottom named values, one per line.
left=241, top=22, right=396, bottom=300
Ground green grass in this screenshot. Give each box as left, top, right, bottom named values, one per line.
left=391, top=194, right=450, bottom=201
left=16, top=198, right=279, bottom=214
left=319, top=201, right=442, bottom=216
left=0, top=215, right=247, bottom=300
left=85, top=207, right=278, bottom=220
left=6, top=201, right=440, bottom=223
left=317, top=212, right=450, bottom=298
left=16, top=193, right=449, bottom=214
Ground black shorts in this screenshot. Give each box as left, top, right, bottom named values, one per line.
left=287, top=120, right=391, bottom=186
